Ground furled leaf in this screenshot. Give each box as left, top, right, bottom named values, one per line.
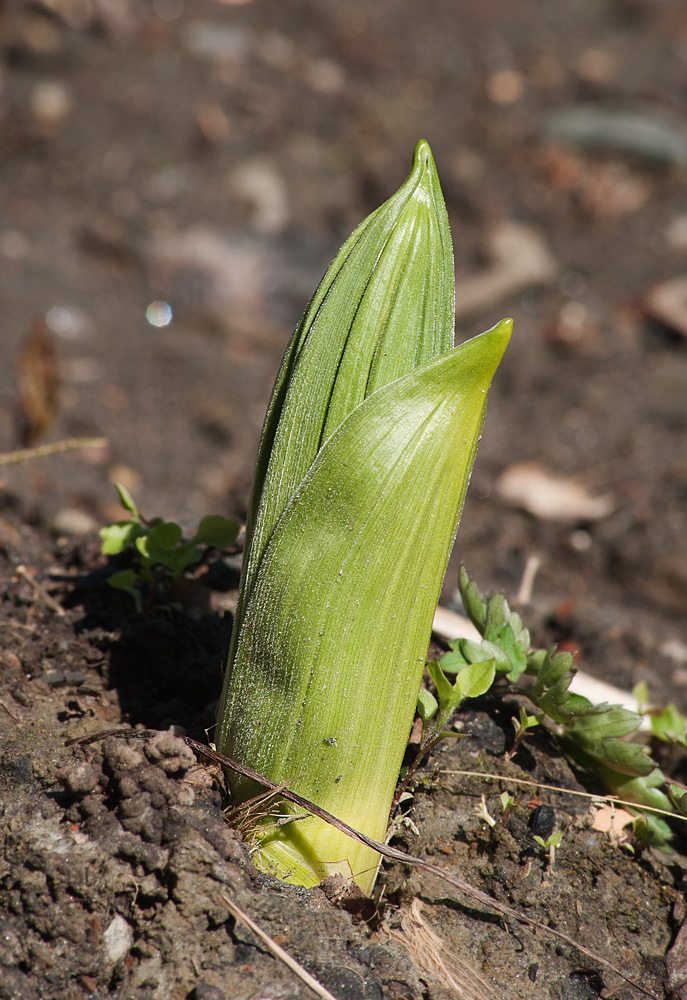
left=237, top=140, right=455, bottom=626
left=219, top=320, right=511, bottom=890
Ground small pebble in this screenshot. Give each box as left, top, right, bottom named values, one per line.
left=30, top=81, right=72, bottom=132
left=62, top=763, right=99, bottom=796
left=103, top=914, right=133, bottom=963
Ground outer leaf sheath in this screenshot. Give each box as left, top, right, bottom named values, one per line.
left=218, top=320, right=511, bottom=892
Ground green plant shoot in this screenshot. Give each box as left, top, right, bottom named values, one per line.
left=100, top=482, right=238, bottom=611
left=216, top=141, right=511, bottom=892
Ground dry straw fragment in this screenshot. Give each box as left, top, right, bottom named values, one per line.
left=388, top=898, right=499, bottom=1000
left=217, top=894, right=338, bottom=1000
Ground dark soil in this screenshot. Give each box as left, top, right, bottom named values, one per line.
left=2, top=1, right=687, bottom=998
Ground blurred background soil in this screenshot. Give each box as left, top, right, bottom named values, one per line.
left=1, top=1, right=687, bottom=998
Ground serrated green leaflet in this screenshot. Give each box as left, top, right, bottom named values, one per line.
left=218, top=320, right=511, bottom=890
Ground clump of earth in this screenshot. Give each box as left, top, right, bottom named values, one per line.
left=0, top=501, right=681, bottom=999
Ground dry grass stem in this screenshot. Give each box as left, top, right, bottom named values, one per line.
left=218, top=894, right=338, bottom=1000
left=388, top=898, right=499, bottom=1000
left=440, top=769, right=687, bottom=823
left=15, top=564, right=65, bottom=616
left=0, top=436, right=108, bottom=465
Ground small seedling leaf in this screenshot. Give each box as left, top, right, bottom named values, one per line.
left=108, top=568, right=137, bottom=589
left=459, top=639, right=489, bottom=663
left=167, top=541, right=204, bottom=576
left=633, top=813, right=672, bottom=848
left=454, top=658, right=496, bottom=702
left=669, top=784, right=687, bottom=817
left=114, top=482, right=139, bottom=519
left=148, top=520, right=183, bottom=551
left=650, top=703, right=687, bottom=744
left=107, top=569, right=142, bottom=612
left=417, top=688, right=438, bottom=722
left=458, top=565, right=486, bottom=630
left=583, top=739, right=654, bottom=777
left=100, top=521, right=143, bottom=555
left=633, top=681, right=650, bottom=713
left=566, top=704, right=643, bottom=742
left=136, top=521, right=183, bottom=564
left=438, top=647, right=469, bottom=674
left=114, top=483, right=141, bottom=521
left=427, top=659, right=456, bottom=708
left=193, top=515, right=240, bottom=549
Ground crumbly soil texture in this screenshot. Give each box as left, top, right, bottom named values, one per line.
left=2, top=0, right=687, bottom=998
left=0, top=504, right=682, bottom=1000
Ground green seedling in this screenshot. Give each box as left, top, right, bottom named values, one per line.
left=533, top=829, right=563, bottom=867
left=633, top=681, right=650, bottom=715
left=499, top=791, right=515, bottom=824
left=455, top=568, right=685, bottom=847
left=507, top=705, right=540, bottom=759
left=100, top=482, right=238, bottom=611
left=215, top=141, right=511, bottom=892
left=649, top=703, right=687, bottom=749
left=668, top=784, right=687, bottom=817
left=633, top=680, right=687, bottom=749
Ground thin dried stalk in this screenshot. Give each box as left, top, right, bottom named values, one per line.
left=388, top=898, right=498, bottom=1000
left=218, top=894, right=338, bottom=1000
left=0, top=437, right=108, bottom=465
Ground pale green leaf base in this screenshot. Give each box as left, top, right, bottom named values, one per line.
left=249, top=814, right=383, bottom=895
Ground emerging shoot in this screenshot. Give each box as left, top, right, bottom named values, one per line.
left=216, top=142, right=511, bottom=891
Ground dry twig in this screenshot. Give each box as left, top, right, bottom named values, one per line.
left=0, top=436, right=108, bottom=466
left=15, top=564, right=65, bottom=616
left=217, top=894, right=338, bottom=1000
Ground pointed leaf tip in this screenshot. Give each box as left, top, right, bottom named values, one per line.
left=413, top=139, right=433, bottom=169
left=486, top=317, right=513, bottom=352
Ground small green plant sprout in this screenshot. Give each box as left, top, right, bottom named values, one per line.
left=668, top=784, right=687, bottom=817
left=100, top=482, right=238, bottom=611
left=649, top=703, right=687, bottom=749
left=633, top=680, right=687, bottom=749
left=474, top=793, right=497, bottom=829
left=499, top=791, right=515, bottom=824
left=456, top=567, right=686, bottom=847
left=216, top=140, right=511, bottom=892
left=533, top=829, right=563, bottom=867
left=507, top=705, right=540, bottom=759
left=395, top=653, right=496, bottom=807
left=633, top=680, right=651, bottom=715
